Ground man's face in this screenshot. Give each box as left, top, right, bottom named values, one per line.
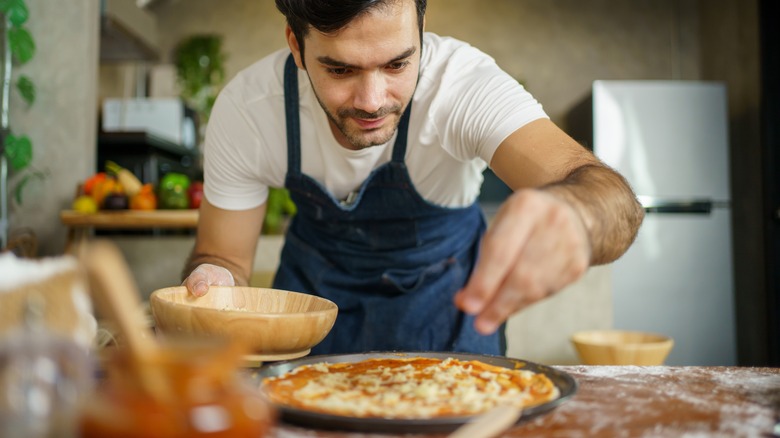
left=288, top=0, right=422, bottom=151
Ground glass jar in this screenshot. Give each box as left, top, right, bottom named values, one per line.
left=0, top=292, right=93, bottom=438
left=79, top=338, right=274, bottom=438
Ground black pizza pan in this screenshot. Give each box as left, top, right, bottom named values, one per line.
left=254, top=351, right=578, bottom=434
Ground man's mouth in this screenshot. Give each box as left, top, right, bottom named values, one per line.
left=352, top=116, right=386, bottom=130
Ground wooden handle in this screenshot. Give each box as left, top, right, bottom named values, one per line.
left=83, top=240, right=157, bottom=358
left=448, top=404, right=523, bottom=438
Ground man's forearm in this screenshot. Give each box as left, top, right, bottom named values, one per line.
left=182, top=250, right=251, bottom=286
left=542, top=163, right=644, bottom=265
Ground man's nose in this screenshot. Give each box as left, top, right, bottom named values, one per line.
left=353, top=72, right=385, bottom=115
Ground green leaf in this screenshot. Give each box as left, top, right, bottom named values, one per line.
left=0, top=0, right=29, bottom=26
left=16, top=74, right=34, bottom=105
left=4, top=133, right=32, bottom=171
left=12, top=170, right=45, bottom=205
left=8, top=27, right=35, bottom=65
left=13, top=173, right=30, bottom=204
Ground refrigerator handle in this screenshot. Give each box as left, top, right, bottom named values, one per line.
left=638, top=197, right=728, bottom=214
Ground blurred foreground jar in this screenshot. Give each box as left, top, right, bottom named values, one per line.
left=0, top=252, right=97, bottom=438
left=79, top=339, right=274, bottom=437
left=0, top=295, right=93, bottom=438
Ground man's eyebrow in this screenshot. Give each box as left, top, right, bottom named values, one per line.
left=316, top=47, right=417, bottom=69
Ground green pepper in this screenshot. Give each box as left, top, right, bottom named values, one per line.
left=160, top=173, right=191, bottom=192
left=158, top=173, right=191, bottom=209
left=263, top=188, right=296, bottom=234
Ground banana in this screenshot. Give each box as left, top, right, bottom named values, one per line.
left=105, top=161, right=143, bottom=197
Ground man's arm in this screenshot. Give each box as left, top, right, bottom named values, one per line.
left=182, top=197, right=266, bottom=295
left=455, top=118, right=644, bottom=333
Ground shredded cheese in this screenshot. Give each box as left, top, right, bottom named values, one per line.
left=262, top=357, right=559, bottom=419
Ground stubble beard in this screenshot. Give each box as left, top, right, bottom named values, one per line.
left=310, top=85, right=406, bottom=150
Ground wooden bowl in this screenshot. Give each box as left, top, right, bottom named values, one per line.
left=571, top=330, right=674, bottom=365
left=150, top=286, right=337, bottom=361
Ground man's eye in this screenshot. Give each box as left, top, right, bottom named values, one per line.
left=327, top=67, right=350, bottom=76
left=388, top=61, right=409, bottom=71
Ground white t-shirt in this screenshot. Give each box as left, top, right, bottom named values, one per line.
left=204, top=33, right=548, bottom=210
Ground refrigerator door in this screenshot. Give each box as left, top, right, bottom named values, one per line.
left=611, top=207, right=736, bottom=365
left=593, top=80, right=736, bottom=365
left=593, top=80, right=730, bottom=201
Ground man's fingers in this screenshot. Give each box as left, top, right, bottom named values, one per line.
left=184, top=270, right=209, bottom=297
left=192, top=280, right=209, bottom=297
left=183, top=264, right=236, bottom=297
left=456, top=192, right=540, bottom=314
left=458, top=190, right=592, bottom=334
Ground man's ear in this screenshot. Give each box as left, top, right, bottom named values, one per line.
left=285, top=25, right=305, bottom=69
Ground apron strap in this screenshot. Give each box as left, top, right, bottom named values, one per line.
left=391, top=103, right=412, bottom=163
left=284, top=54, right=302, bottom=176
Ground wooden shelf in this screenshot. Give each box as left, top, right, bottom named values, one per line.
left=60, top=210, right=198, bottom=229
left=61, top=210, right=199, bottom=254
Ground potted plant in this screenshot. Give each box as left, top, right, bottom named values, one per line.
left=0, top=0, right=42, bottom=250
left=173, top=34, right=225, bottom=139
left=173, top=34, right=295, bottom=234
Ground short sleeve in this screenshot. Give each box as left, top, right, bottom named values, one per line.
left=421, top=39, right=548, bottom=165
left=203, top=87, right=269, bottom=211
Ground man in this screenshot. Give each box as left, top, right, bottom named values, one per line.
left=183, top=0, right=644, bottom=355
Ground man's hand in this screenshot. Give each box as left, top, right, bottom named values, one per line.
left=463, top=118, right=644, bottom=335
left=183, top=263, right=236, bottom=297
left=454, top=189, right=591, bottom=335
left=181, top=199, right=266, bottom=295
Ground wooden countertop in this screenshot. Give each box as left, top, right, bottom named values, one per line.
left=60, top=210, right=198, bottom=229
left=270, top=366, right=780, bottom=437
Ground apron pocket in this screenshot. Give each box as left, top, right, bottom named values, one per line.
left=381, top=257, right=461, bottom=294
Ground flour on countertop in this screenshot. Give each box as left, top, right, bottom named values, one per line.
left=545, top=366, right=780, bottom=438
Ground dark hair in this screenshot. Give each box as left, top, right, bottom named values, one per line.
left=276, top=0, right=427, bottom=61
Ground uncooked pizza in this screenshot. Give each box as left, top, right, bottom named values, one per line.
left=261, top=356, right=560, bottom=419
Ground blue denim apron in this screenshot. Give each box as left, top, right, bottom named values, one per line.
left=272, top=55, right=502, bottom=355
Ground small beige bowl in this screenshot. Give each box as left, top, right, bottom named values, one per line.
left=150, top=286, right=337, bottom=361
left=571, top=329, right=674, bottom=365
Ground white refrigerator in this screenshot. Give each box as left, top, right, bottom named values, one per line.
left=592, top=80, right=737, bottom=366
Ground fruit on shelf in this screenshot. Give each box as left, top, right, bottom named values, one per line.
left=263, top=188, right=296, bottom=235
left=92, top=177, right=122, bottom=208
left=83, top=172, right=107, bottom=196
left=106, top=161, right=143, bottom=197
left=103, top=193, right=129, bottom=210
left=158, top=173, right=191, bottom=209
left=160, top=172, right=190, bottom=192
left=188, top=181, right=204, bottom=209
left=129, top=184, right=157, bottom=210
left=72, top=195, right=98, bottom=213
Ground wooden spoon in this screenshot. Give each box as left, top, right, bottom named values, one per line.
left=448, top=404, right=523, bottom=438
left=82, top=240, right=171, bottom=401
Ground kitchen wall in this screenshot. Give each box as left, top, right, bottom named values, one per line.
left=143, top=0, right=702, bottom=130
left=4, top=1, right=99, bottom=255
left=13, top=0, right=761, bottom=364
left=698, top=0, right=763, bottom=366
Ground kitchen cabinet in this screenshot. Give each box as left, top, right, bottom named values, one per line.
left=97, top=131, right=199, bottom=185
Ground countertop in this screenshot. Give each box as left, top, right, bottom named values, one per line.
left=269, top=366, right=780, bottom=437
left=60, top=209, right=199, bottom=229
